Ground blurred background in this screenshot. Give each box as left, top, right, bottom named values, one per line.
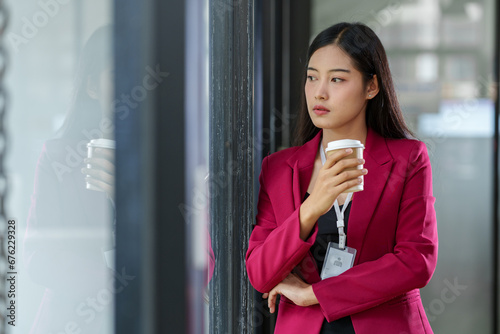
left=2, top=0, right=499, bottom=333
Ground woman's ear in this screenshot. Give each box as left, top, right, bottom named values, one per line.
left=366, top=74, right=380, bottom=99
left=86, top=76, right=99, bottom=100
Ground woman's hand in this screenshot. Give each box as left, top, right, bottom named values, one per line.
left=263, top=273, right=318, bottom=314
left=81, top=147, right=115, bottom=199
left=299, top=148, right=367, bottom=239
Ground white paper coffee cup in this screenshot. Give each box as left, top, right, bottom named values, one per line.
left=86, top=138, right=115, bottom=191
left=325, top=139, right=365, bottom=193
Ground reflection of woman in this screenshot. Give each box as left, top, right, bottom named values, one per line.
left=25, top=26, right=115, bottom=334
left=246, top=23, right=438, bottom=333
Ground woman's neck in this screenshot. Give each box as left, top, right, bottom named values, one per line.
left=321, top=126, right=368, bottom=151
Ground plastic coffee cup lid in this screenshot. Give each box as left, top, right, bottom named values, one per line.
left=87, top=138, right=116, bottom=149
left=326, top=139, right=364, bottom=152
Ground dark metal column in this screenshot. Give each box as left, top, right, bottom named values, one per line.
left=208, top=0, right=255, bottom=333
left=114, top=0, right=186, bottom=333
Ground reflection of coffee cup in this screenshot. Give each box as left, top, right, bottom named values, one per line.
left=326, top=139, right=365, bottom=193
left=86, top=138, right=115, bottom=191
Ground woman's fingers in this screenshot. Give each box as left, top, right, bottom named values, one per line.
left=335, top=166, right=368, bottom=183
left=93, top=147, right=114, bottom=160
left=85, top=176, right=113, bottom=195
left=81, top=150, right=116, bottom=198
left=268, top=288, right=279, bottom=314
left=82, top=155, right=115, bottom=185
left=322, top=148, right=353, bottom=169
left=263, top=273, right=304, bottom=313
left=318, top=162, right=367, bottom=189
left=84, top=157, right=115, bottom=172
left=326, top=157, right=365, bottom=175
left=306, top=157, right=367, bottom=218
left=81, top=167, right=114, bottom=185
left=338, top=176, right=364, bottom=193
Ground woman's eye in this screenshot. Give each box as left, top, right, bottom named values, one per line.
left=331, top=78, right=343, bottom=83
left=307, top=75, right=316, bottom=81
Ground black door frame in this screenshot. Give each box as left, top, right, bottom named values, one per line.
left=114, top=0, right=186, bottom=333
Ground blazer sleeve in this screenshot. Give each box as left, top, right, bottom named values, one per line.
left=312, top=141, right=438, bottom=321
left=245, top=156, right=318, bottom=293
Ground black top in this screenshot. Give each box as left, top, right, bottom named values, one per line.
left=305, top=193, right=356, bottom=334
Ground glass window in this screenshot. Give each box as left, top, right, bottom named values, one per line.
left=6, top=1, right=115, bottom=333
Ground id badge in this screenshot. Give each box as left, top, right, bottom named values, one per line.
left=320, top=242, right=357, bottom=280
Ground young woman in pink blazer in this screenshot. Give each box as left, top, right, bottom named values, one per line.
left=246, top=22, right=438, bottom=333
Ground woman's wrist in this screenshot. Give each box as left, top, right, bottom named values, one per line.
left=301, top=198, right=321, bottom=224
left=302, top=285, right=319, bottom=307
left=299, top=200, right=319, bottom=239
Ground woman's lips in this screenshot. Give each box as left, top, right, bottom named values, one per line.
left=313, top=105, right=330, bottom=116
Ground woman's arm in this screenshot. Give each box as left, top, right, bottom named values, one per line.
left=246, top=149, right=367, bottom=293
left=245, top=156, right=318, bottom=293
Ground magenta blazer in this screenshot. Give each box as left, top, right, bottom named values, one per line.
left=246, top=128, right=438, bottom=334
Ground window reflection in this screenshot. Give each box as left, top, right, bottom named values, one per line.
left=6, top=1, right=114, bottom=333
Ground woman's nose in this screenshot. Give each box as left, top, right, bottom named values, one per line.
left=315, top=81, right=328, bottom=100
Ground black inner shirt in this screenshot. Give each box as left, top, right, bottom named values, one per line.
left=304, top=192, right=356, bottom=334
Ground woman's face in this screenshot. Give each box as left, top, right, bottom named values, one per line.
left=87, top=68, right=114, bottom=118
left=305, top=44, right=372, bottom=133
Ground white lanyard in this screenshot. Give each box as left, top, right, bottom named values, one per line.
left=320, top=145, right=352, bottom=250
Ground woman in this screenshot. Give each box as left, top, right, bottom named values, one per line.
left=246, top=22, right=438, bottom=333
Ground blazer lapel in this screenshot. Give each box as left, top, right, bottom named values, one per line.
left=286, top=131, right=322, bottom=283
left=286, top=131, right=322, bottom=210
left=348, top=128, right=393, bottom=263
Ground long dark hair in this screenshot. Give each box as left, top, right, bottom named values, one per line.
left=56, top=26, right=112, bottom=141
left=294, top=22, right=414, bottom=146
